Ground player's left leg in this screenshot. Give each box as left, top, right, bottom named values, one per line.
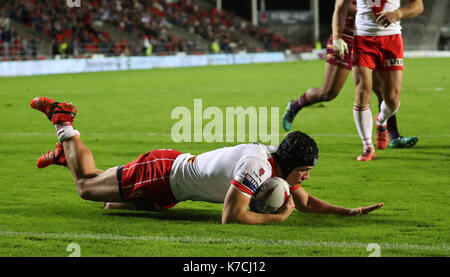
left=282, top=34, right=353, bottom=132
left=37, top=143, right=67, bottom=168
left=282, top=63, right=351, bottom=131
left=103, top=200, right=152, bottom=211
left=376, top=34, right=418, bottom=148
left=37, top=142, right=104, bottom=175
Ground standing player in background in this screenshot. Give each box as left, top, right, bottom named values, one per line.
left=333, top=0, right=423, bottom=161
left=282, top=0, right=418, bottom=151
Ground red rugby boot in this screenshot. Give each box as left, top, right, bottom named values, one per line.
left=37, top=143, right=67, bottom=168
left=375, top=113, right=389, bottom=150
left=356, top=147, right=376, bottom=162
left=30, top=97, right=77, bottom=125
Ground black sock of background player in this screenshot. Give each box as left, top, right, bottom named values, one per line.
left=387, top=114, right=400, bottom=140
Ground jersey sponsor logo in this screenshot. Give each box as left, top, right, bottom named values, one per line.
left=242, top=173, right=258, bottom=193
left=384, top=58, right=403, bottom=67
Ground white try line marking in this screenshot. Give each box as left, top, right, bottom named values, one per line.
left=1, top=132, right=450, bottom=138
left=0, top=230, right=448, bottom=253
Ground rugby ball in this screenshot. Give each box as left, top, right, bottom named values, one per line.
left=249, top=177, right=290, bottom=214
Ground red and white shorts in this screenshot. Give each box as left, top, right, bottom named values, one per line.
left=353, top=34, right=404, bottom=71
left=117, top=149, right=183, bottom=211
left=326, top=34, right=354, bottom=70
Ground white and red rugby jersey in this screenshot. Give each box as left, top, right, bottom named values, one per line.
left=355, top=0, right=402, bottom=36
left=169, top=143, right=277, bottom=203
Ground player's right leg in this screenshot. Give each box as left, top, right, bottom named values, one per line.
left=372, top=72, right=389, bottom=150
left=352, top=65, right=375, bottom=161
left=372, top=71, right=419, bottom=149
left=31, top=97, right=123, bottom=202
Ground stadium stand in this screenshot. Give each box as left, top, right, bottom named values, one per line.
left=100, top=0, right=206, bottom=55
left=438, top=1, right=450, bottom=50
left=0, top=0, right=207, bottom=58
left=164, top=0, right=293, bottom=52
left=0, top=0, right=118, bottom=58
left=0, top=17, right=40, bottom=61
left=0, top=0, right=298, bottom=59
left=1, top=0, right=446, bottom=60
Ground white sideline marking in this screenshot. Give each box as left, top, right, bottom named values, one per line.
left=0, top=230, right=448, bottom=253
left=1, top=132, right=450, bottom=138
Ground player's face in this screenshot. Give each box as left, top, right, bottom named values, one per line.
left=286, top=166, right=313, bottom=186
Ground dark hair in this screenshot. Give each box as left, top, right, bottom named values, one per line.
left=272, top=131, right=319, bottom=178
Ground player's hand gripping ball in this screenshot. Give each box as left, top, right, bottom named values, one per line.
left=250, top=177, right=291, bottom=214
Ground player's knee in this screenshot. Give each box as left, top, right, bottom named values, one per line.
left=355, top=90, right=371, bottom=105
left=358, top=85, right=372, bottom=95
left=322, top=90, right=339, bottom=101
left=383, top=91, right=400, bottom=109
left=75, top=179, right=93, bottom=200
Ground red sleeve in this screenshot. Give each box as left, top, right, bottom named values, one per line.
left=231, top=180, right=254, bottom=196
left=289, top=184, right=300, bottom=192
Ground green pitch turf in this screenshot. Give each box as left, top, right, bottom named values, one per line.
left=0, top=58, right=449, bottom=257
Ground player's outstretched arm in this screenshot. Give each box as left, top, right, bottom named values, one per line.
left=222, top=186, right=295, bottom=224
left=291, top=186, right=384, bottom=216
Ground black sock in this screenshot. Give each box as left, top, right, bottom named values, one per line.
left=387, top=114, right=400, bottom=140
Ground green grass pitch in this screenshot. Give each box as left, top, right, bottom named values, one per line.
left=0, top=58, right=449, bottom=257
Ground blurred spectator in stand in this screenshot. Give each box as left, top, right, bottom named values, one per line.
left=58, top=39, right=68, bottom=58
left=211, top=39, right=220, bottom=54
left=29, top=37, right=38, bottom=58
left=52, top=39, right=59, bottom=56
left=142, top=35, right=153, bottom=56
left=2, top=25, right=12, bottom=56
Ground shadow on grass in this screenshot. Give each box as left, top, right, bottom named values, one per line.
left=411, top=145, right=450, bottom=150
left=294, top=212, right=435, bottom=228
left=104, top=208, right=433, bottom=229
left=105, top=208, right=221, bottom=223
left=376, top=155, right=450, bottom=162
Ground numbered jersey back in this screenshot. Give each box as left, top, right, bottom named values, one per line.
left=355, top=0, right=402, bottom=36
